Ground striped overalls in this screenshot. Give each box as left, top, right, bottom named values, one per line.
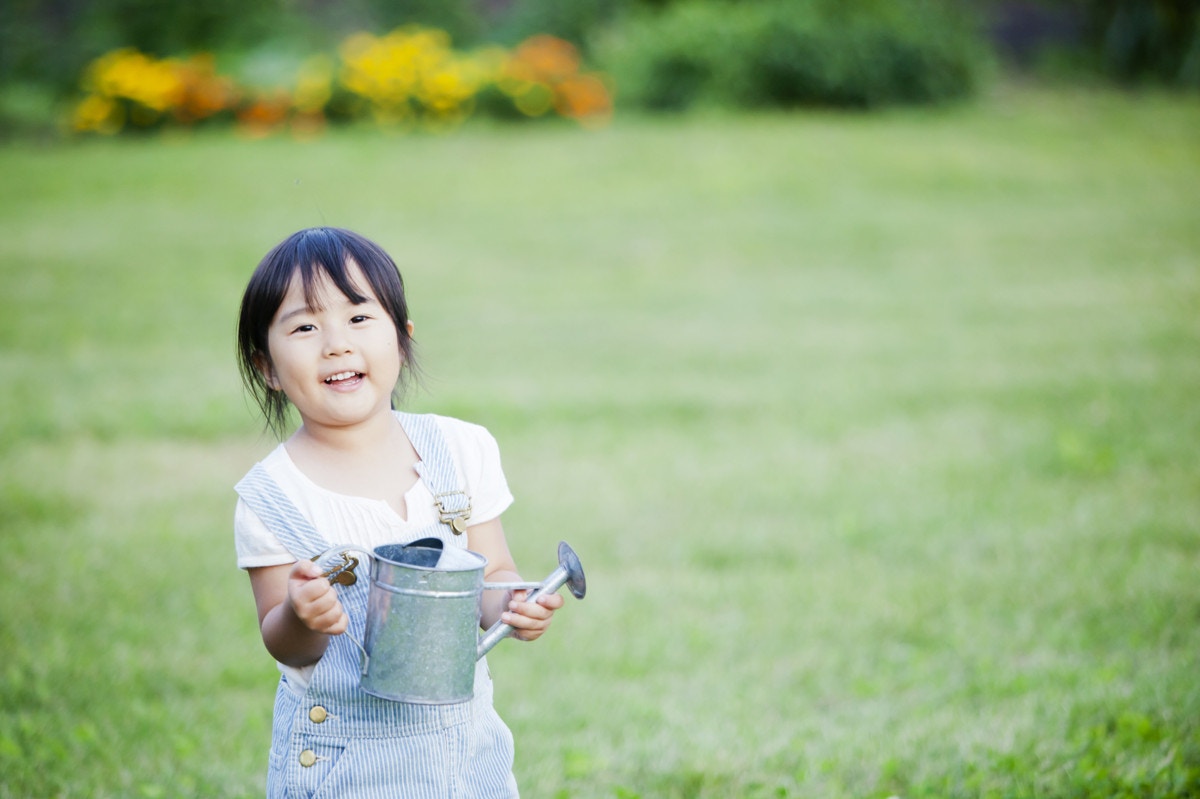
left=236, top=413, right=519, bottom=798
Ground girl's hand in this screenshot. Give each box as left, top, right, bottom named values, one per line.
left=502, top=590, right=565, bottom=642
left=287, top=559, right=348, bottom=636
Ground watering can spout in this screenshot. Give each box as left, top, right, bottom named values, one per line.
left=477, top=541, right=587, bottom=659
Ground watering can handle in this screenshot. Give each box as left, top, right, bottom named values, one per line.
left=476, top=541, right=587, bottom=659
left=476, top=585, right=551, bottom=657
left=309, top=545, right=374, bottom=668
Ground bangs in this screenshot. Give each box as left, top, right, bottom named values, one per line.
left=291, top=233, right=371, bottom=311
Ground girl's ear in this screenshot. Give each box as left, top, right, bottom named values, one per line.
left=405, top=319, right=415, bottom=338
left=253, top=352, right=280, bottom=391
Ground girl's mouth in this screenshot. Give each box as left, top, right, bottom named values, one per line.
left=324, top=371, right=363, bottom=385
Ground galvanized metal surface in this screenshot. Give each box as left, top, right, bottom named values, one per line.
left=360, top=544, right=486, bottom=704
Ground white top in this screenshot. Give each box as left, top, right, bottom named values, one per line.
left=233, top=412, right=513, bottom=691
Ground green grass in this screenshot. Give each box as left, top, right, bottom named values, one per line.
left=1, top=86, right=1198, bottom=797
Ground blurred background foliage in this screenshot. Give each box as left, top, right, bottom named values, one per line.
left=597, top=0, right=987, bottom=111
left=0, top=0, right=1197, bottom=136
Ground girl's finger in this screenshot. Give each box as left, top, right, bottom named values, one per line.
left=536, top=593, right=565, bottom=609
left=291, top=559, right=326, bottom=581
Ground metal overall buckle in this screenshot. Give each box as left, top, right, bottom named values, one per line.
left=433, top=490, right=472, bottom=535
left=312, top=550, right=360, bottom=586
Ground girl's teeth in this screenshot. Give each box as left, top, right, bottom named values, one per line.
left=326, top=372, right=357, bottom=383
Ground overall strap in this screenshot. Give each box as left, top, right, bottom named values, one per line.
left=235, top=463, right=330, bottom=558
left=398, top=412, right=473, bottom=534
left=235, top=462, right=372, bottom=696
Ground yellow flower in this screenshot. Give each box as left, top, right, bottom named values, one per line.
left=338, top=25, right=485, bottom=124
left=72, top=94, right=122, bottom=134
left=340, top=31, right=420, bottom=107
left=294, top=55, right=334, bottom=114
left=86, top=48, right=184, bottom=113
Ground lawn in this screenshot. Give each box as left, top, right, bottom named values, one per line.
left=1, top=86, right=1198, bottom=797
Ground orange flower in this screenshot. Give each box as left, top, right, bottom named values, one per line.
left=511, top=36, right=581, bottom=84
left=236, top=90, right=291, bottom=137
left=554, top=73, right=613, bottom=125
left=175, top=55, right=238, bottom=123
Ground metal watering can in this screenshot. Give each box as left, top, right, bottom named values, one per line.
left=314, top=538, right=586, bottom=704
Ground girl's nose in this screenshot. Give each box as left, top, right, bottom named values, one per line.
left=324, top=330, right=352, bottom=356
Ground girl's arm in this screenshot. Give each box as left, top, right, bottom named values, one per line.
left=469, top=517, right=564, bottom=641
left=248, top=560, right=349, bottom=667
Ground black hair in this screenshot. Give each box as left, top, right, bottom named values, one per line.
left=236, top=227, right=418, bottom=437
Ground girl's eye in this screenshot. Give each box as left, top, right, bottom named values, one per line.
left=350, top=315, right=369, bottom=324
left=292, top=324, right=316, bottom=334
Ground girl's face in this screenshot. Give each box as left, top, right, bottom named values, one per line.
left=261, top=260, right=411, bottom=435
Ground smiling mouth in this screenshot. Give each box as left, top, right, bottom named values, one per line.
left=324, top=371, right=362, bottom=384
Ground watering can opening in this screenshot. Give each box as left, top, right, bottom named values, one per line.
left=373, top=537, right=446, bottom=570
left=373, top=537, right=489, bottom=573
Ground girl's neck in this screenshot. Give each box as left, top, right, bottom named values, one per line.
left=284, top=410, right=420, bottom=516
left=288, top=408, right=402, bottom=455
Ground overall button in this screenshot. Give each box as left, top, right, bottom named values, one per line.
left=308, top=706, right=328, bottom=724
left=299, top=749, right=317, bottom=768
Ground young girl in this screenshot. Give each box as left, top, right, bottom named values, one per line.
left=233, top=227, right=562, bottom=798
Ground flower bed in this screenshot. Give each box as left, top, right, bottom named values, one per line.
left=72, top=27, right=613, bottom=136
